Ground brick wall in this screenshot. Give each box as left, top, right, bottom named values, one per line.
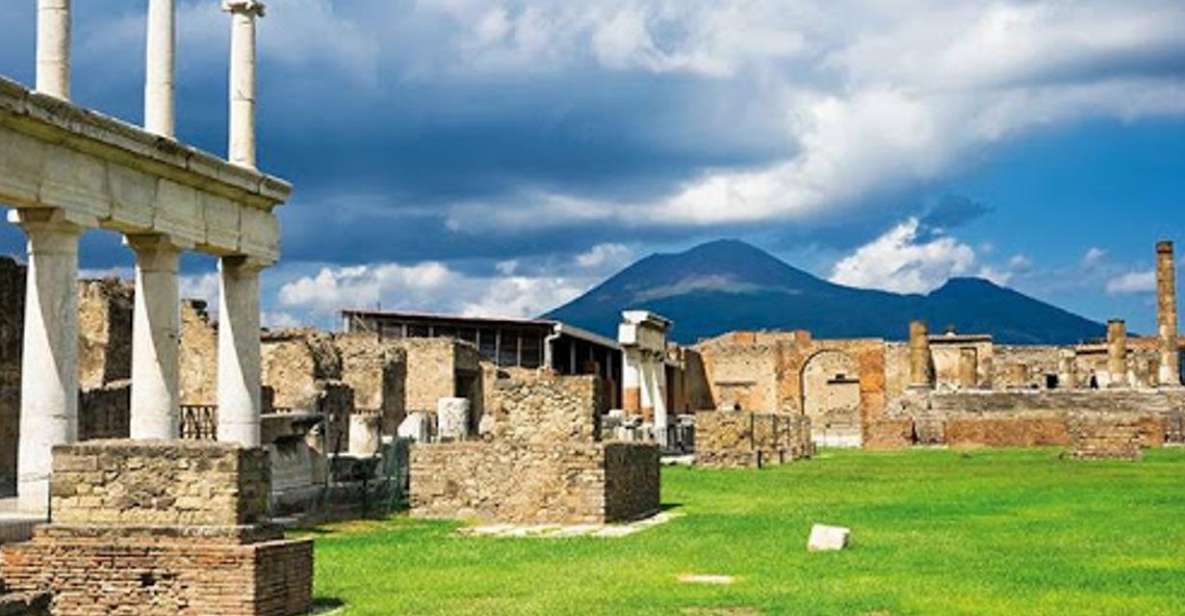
left=409, top=375, right=659, bottom=524
left=1, top=441, right=312, bottom=616
left=336, top=332, right=407, bottom=435
left=695, top=410, right=814, bottom=468
left=1068, top=413, right=1144, bottom=460
left=50, top=441, right=269, bottom=526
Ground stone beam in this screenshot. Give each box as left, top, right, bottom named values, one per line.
left=0, top=76, right=288, bottom=262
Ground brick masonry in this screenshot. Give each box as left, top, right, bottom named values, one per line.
left=1068, top=413, right=1145, bottom=460
left=0, top=441, right=313, bottom=616
left=410, top=375, right=660, bottom=524
left=695, top=410, right=814, bottom=468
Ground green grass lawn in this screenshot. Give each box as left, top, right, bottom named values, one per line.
left=309, top=448, right=1185, bottom=615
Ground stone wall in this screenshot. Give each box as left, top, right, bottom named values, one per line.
left=0, top=258, right=24, bottom=493
left=49, top=440, right=269, bottom=526
left=396, top=338, right=484, bottom=426
left=1, top=441, right=312, bottom=616
left=1068, top=413, right=1144, bottom=460
left=695, top=410, right=814, bottom=468
left=77, top=278, right=133, bottom=390
left=262, top=329, right=342, bottom=411
left=179, top=299, right=218, bottom=406
left=335, top=332, right=407, bottom=436
left=409, top=375, right=660, bottom=524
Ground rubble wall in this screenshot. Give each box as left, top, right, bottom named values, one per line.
left=695, top=410, right=814, bottom=468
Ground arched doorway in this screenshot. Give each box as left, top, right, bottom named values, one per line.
left=801, top=350, right=862, bottom=447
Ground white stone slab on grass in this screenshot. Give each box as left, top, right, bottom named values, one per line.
left=807, top=524, right=851, bottom=552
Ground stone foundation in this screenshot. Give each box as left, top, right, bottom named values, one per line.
left=0, top=441, right=313, bottom=616
left=1068, top=414, right=1144, bottom=460
left=409, top=375, right=660, bottom=524
left=694, top=410, right=814, bottom=468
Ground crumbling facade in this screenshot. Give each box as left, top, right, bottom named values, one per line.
left=410, top=374, right=660, bottom=524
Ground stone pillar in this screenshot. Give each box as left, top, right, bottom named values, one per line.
left=126, top=235, right=187, bottom=440
left=622, top=349, right=641, bottom=415
left=217, top=256, right=266, bottom=446
left=653, top=353, right=669, bottom=447
left=144, top=0, right=176, bottom=137
left=908, top=320, right=931, bottom=388
left=36, top=0, right=71, bottom=99
left=9, top=209, right=90, bottom=510
left=1157, top=241, right=1179, bottom=386
left=223, top=0, right=265, bottom=169
left=1008, top=363, right=1029, bottom=388
left=1107, top=319, right=1128, bottom=389
left=1058, top=350, right=1077, bottom=390
left=957, top=347, right=977, bottom=389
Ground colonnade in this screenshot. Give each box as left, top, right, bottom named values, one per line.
left=13, top=0, right=273, bottom=510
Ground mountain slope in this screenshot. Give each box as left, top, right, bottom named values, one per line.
left=546, top=240, right=1105, bottom=344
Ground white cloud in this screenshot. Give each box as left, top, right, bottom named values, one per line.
left=829, top=218, right=976, bottom=294
left=1083, top=247, right=1108, bottom=269
left=575, top=243, right=633, bottom=270
left=1008, top=254, right=1033, bottom=273
left=976, top=266, right=1013, bottom=287
left=180, top=272, right=220, bottom=306
left=1106, top=270, right=1156, bottom=295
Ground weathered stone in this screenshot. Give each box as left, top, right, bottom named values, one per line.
left=807, top=524, right=851, bottom=552
left=437, top=397, right=471, bottom=441
left=397, top=411, right=432, bottom=443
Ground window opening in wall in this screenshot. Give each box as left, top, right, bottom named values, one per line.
left=1046, top=374, right=1059, bottom=390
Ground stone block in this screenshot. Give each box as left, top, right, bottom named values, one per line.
left=437, top=397, right=471, bottom=441
left=397, top=412, right=432, bottom=443
left=349, top=412, right=382, bottom=456
left=807, top=524, right=850, bottom=552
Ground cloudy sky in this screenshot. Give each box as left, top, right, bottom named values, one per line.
left=1, top=0, right=1183, bottom=332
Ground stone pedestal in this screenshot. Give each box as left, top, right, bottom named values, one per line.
left=436, top=397, right=470, bottom=441
left=0, top=440, right=313, bottom=616
left=348, top=411, right=381, bottom=456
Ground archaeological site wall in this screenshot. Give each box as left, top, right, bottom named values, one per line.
left=409, top=375, right=660, bottom=524
left=0, top=441, right=312, bottom=616
left=695, top=410, right=813, bottom=468
left=77, top=279, right=133, bottom=391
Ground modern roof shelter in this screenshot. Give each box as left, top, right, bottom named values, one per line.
left=0, top=0, right=287, bottom=511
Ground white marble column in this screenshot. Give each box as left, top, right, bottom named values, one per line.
left=9, top=209, right=90, bottom=511
left=652, top=353, right=669, bottom=448
left=144, top=0, right=176, bottom=137
left=36, top=0, right=71, bottom=99
left=217, top=256, right=266, bottom=446
left=621, top=349, right=641, bottom=415
left=126, top=235, right=187, bottom=440
left=223, top=0, right=265, bottom=169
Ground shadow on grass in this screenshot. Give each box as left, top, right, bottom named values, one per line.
left=309, top=597, right=346, bottom=614
left=660, top=502, right=684, bottom=513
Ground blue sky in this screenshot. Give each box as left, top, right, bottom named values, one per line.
left=0, top=1, right=1183, bottom=332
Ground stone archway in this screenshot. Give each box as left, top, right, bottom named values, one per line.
left=801, top=350, right=862, bottom=448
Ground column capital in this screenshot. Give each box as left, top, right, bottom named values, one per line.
left=220, top=254, right=274, bottom=274
left=124, top=234, right=190, bottom=274
left=8, top=208, right=96, bottom=234
left=222, top=0, right=265, bottom=17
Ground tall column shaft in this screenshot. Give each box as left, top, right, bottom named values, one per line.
left=1157, top=241, right=1179, bottom=386
left=957, top=347, right=977, bottom=389
left=652, top=354, right=669, bottom=447
left=127, top=235, right=186, bottom=440
left=217, top=256, right=265, bottom=446
left=224, top=1, right=265, bottom=169
left=9, top=209, right=86, bottom=510
left=1107, top=319, right=1128, bottom=388
left=145, top=0, right=176, bottom=137
left=908, top=320, right=931, bottom=388
left=36, top=0, right=71, bottom=98
left=622, top=349, right=641, bottom=415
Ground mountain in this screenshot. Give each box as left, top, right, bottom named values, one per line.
left=546, top=239, right=1106, bottom=345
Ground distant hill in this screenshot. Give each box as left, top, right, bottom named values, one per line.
left=545, top=239, right=1105, bottom=345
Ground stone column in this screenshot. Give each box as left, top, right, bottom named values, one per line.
left=145, top=0, right=176, bottom=137
left=1107, top=319, right=1128, bottom=389
left=9, top=209, right=90, bottom=510
left=223, top=0, right=265, bottom=169
left=908, top=320, right=931, bottom=388
left=622, top=349, right=641, bottom=415
left=217, top=256, right=266, bottom=446
left=1157, top=241, right=1179, bottom=386
left=1008, top=363, right=1028, bottom=388
left=957, top=347, right=977, bottom=389
left=36, top=0, right=70, bottom=99
left=653, top=353, right=669, bottom=447
left=126, top=235, right=188, bottom=440
left=1058, top=350, right=1077, bottom=390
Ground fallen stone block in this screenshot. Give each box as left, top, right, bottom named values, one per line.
left=437, top=397, right=471, bottom=441
left=807, top=524, right=850, bottom=552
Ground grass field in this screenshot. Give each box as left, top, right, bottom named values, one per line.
left=309, top=448, right=1185, bottom=615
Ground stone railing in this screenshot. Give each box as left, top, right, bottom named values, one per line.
left=180, top=404, right=218, bottom=440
